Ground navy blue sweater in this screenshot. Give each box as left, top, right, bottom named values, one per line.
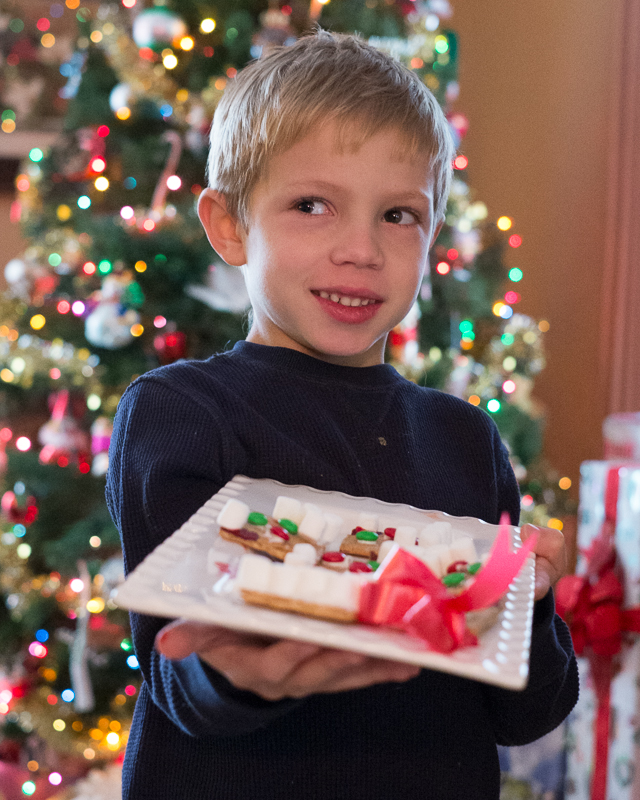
left=106, top=341, right=578, bottom=800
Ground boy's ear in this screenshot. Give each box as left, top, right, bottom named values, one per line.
left=197, top=189, right=247, bottom=267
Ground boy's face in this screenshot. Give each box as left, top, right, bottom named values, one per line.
left=207, top=123, right=442, bottom=367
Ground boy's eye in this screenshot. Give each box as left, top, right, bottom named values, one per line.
left=384, top=208, right=417, bottom=225
left=297, top=199, right=328, bottom=215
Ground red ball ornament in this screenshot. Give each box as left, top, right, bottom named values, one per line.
left=154, top=330, right=187, bottom=364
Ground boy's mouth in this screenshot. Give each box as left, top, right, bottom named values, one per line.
left=311, top=290, right=382, bottom=308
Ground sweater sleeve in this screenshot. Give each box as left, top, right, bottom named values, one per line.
left=481, top=424, right=579, bottom=745
left=106, top=377, right=300, bottom=737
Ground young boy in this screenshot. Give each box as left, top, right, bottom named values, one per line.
left=106, top=31, right=578, bottom=800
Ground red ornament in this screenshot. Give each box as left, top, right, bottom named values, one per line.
left=154, top=330, right=187, bottom=364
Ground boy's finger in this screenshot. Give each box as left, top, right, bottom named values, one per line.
left=299, top=657, right=420, bottom=697
left=204, top=638, right=323, bottom=690
left=156, top=620, right=275, bottom=660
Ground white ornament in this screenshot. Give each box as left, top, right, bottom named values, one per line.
left=84, top=274, right=141, bottom=349
left=132, top=9, right=188, bottom=50
left=109, top=82, right=133, bottom=113
left=186, top=263, right=251, bottom=313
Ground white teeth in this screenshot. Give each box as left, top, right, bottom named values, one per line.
left=317, top=292, right=376, bottom=306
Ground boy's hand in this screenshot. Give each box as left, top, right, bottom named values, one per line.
left=520, top=523, right=567, bottom=601
left=156, top=621, right=420, bottom=701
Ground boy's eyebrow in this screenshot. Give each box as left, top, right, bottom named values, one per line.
left=284, top=180, right=434, bottom=203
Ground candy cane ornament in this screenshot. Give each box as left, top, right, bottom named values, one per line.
left=144, top=130, right=183, bottom=225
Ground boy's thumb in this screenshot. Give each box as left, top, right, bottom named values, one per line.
left=155, top=619, right=207, bottom=660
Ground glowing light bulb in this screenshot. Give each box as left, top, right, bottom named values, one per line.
left=70, top=578, right=84, bottom=592
left=497, top=216, right=512, bottom=231
left=166, top=175, right=182, bottom=191
left=95, top=176, right=109, bottom=191
left=91, top=158, right=106, bottom=172
left=509, top=234, right=522, bottom=248
left=436, top=261, right=450, bottom=275
left=502, top=379, right=516, bottom=394
left=180, top=36, right=194, bottom=50
left=559, top=477, right=572, bottom=490
left=487, top=399, right=501, bottom=413
left=200, top=18, right=216, bottom=33
left=163, top=54, right=178, bottom=69
left=30, top=314, right=46, bottom=330
left=120, top=206, right=134, bottom=220
left=72, top=301, right=85, bottom=316
left=453, top=155, right=468, bottom=170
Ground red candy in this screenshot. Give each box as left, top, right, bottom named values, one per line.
left=352, top=526, right=365, bottom=534
left=270, top=525, right=290, bottom=541
left=384, top=527, right=396, bottom=539
left=447, top=560, right=469, bottom=574
left=322, top=551, right=345, bottom=563
left=235, top=528, right=259, bottom=541
left=349, top=562, right=373, bottom=573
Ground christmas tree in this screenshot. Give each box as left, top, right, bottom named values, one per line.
left=0, top=0, right=574, bottom=795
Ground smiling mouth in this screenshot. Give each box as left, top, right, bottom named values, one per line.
left=312, top=291, right=381, bottom=308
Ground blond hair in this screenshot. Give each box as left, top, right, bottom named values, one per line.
left=207, top=30, right=455, bottom=226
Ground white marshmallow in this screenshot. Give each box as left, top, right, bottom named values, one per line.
left=298, top=507, right=326, bottom=542
left=418, top=544, right=452, bottom=577
left=272, top=496, right=304, bottom=524
left=325, top=571, right=361, bottom=611
left=356, top=512, right=378, bottom=531
left=418, top=525, right=443, bottom=548
left=394, top=526, right=418, bottom=547
left=216, top=498, right=250, bottom=531
left=284, top=542, right=317, bottom=566
left=378, top=540, right=396, bottom=562
left=423, top=521, right=452, bottom=544
left=297, top=566, right=330, bottom=603
left=269, top=563, right=302, bottom=598
left=449, top=536, right=478, bottom=565
left=320, top=512, right=344, bottom=545
left=235, top=554, right=272, bottom=592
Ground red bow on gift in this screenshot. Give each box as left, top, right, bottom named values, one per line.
left=555, top=466, right=640, bottom=800
left=358, top=515, right=537, bottom=653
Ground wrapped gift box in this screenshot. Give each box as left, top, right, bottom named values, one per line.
left=564, top=461, right=640, bottom=800
left=603, top=413, right=640, bottom=462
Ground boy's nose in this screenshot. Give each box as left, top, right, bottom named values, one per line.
left=329, top=222, right=383, bottom=269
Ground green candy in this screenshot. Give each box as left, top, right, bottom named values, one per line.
left=467, top=562, right=482, bottom=575
left=247, top=512, right=268, bottom=526
left=367, top=560, right=380, bottom=571
left=278, top=518, right=298, bottom=534
left=442, top=572, right=466, bottom=587
left=356, top=530, right=378, bottom=541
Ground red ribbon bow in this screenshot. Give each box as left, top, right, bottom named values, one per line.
left=555, top=466, right=640, bottom=800
left=358, top=514, right=537, bottom=653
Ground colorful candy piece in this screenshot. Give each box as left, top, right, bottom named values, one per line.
left=278, top=518, right=299, bottom=534
left=247, top=511, right=268, bottom=526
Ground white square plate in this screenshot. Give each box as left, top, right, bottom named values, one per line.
left=114, top=475, right=535, bottom=689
